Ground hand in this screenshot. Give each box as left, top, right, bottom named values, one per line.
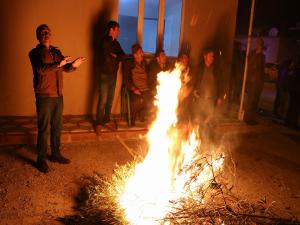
left=110, top=53, right=117, bottom=58
left=133, top=88, right=141, bottom=95
left=59, top=56, right=72, bottom=67
left=204, top=115, right=212, bottom=124
left=217, top=98, right=222, bottom=106
left=193, top=90, right=200, bottom=98
left=72, top=57, right=86, bottom=68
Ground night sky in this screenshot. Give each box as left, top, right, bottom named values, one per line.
left=236, top=0, right=300, bottom=36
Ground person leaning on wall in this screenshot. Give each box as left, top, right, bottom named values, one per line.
left=29, top=24, right=86, bottom=173
left=95, top=20, right=126, bottom=134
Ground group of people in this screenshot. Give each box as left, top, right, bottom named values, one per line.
left=28, top=20, right=228, bottom=173
left=30, top=20, right=271, bottom=173
left=93, top=21, right=175, bottom=131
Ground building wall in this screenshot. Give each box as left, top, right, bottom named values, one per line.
left=0, top=0, right=238, bottom=116
left=0, top=0, right=118, bottom=116
left=181, top=0, right=238, bottom=94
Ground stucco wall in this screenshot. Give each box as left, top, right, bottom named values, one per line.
left=0, top=0, right=118, bottom=116
left=181, top=0, right=238, bottom=94
left=0, top=0, right=238, bottom=116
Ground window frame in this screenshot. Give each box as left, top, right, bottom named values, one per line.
left=119, top=0, right=185, bottom=56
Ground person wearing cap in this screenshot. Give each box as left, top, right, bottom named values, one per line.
left=95, top=20, right=126, bottom=133
left=244, top=37, right=266, bottom=125
left=29, top=24, right=86, bottom=173
left=124, top=43, right=152, bottom=126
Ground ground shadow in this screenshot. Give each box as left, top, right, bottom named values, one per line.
left=58, top=215, right=110, bottom=225
left=0, top=144, right=36, bottom=167
left=58, top=175, right=115, bottom=225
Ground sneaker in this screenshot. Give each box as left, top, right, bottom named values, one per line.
left=49, top=154, right=71, bottom=164
left=95, top=125, right=103, bottom=135
left=36, top=160, right=49, bottom=173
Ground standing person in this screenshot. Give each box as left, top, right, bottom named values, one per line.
left=124, top=44, right=152, bottom=126
left=285, top=61, right=300, bottom=128
left=273, top=59, right=295, bottom=120
left=192, top=48, right=223, bottom=144
left=177, top=52, right=194, bottom=124
left=29, top=24, right=86, bottom=173
left=244, top=37, right=265, bottom=125
left=95, top=20, right=126, bottom=133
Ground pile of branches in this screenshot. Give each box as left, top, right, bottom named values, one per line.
left=79, top=154, right=299, bottom=225
left=164, top=185, right=299, bottom=225
left=79, top=162, right=136, bottom=225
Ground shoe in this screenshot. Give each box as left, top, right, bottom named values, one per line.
left=36, top=160, right=49, bottom=173
left=95, top=125, right=103, bottom=135
left=49, top=154, right=71, bottom=164
left=105, top=122, right=117, bottom=131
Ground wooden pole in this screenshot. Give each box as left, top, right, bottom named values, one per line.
left=238, top=0, right=256, bottom=120
left=137, top=0, right=144, bottom=45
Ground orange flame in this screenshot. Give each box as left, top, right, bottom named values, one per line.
left=119, top=64, right=224, bottom=225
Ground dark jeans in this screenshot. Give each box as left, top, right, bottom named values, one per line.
left=285, top=91, right=300, bottom=128
left=36, top=96, right=63, bottom=162
left=96, top=73, right=116, bottom=125
left=244, top=81, right=264, bottom=123
left=192, top=97, right=216, bottom=145
left=130, top=90, right=152, bottom=124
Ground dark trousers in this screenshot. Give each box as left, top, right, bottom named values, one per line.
left=96, top=73, right=116, bottom=125
left=285, top=91, right=300, bottom=128
left=130, top=90, right=152, bottom=124
left=244, top=81, right=264, bottom=123
left=192, top=97, right=216, bottom=145
left=36, top=96, right=63, bottom=162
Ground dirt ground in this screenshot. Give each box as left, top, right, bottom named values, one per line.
left=0, top=123, right=300, bottom=225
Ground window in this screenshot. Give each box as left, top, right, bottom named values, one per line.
left=142, top=0, right=159, bottom=53
left=118, top=0, right=139, bottom=54
left=164, top=0, right=182, bottom=56
left=118, top=0, right=183, bottom=56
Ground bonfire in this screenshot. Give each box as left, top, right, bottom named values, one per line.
left=82, top=64, right=298, bottom=225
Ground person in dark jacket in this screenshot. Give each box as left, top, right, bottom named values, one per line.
left=273, top=59, right=295, bottom=119
left=192, top=48, right=223, bottom=144
left=95, top=21, right=126, bottom=133
left=244, top=37, right=265, bottom=125
left=285, top=62, right=300, bottom=128
left=29, top=24, right=85, bottom=173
